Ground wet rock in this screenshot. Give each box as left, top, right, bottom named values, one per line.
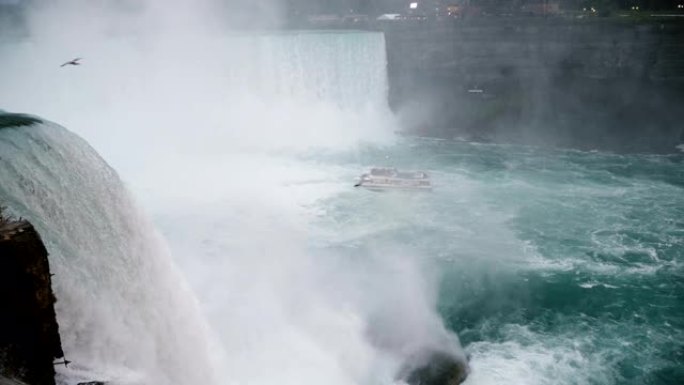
left=397, top=348, right=470, bottom=385
left=0, top=212, right=63, bottom=385
left=0, top=376, right=29, bottom=385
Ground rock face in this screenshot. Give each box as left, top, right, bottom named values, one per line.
left=0, top=213, right=63, bottom=385
left=397, top=348, right=470, bottom=385
left=379, top=18, right=684, bottom=152
left=0, top=377, right=29, bottom=385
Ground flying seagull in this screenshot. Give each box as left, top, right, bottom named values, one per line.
left=60, top=58, right=82, bottom=67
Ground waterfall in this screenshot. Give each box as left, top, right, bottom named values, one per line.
left=0, top=115, right=214, bottom=384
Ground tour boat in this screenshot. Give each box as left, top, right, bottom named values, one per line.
left=355, top=167, right=432, bottom=191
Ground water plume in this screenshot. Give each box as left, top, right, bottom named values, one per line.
left=0, top=2, right=466, bottom=384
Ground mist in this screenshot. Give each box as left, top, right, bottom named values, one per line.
left=0, top=1, right=465, bottom=384
left=382, top=12, right=684, bottom=153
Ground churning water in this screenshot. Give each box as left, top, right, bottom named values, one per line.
left=1, top=28, right=683, bottom=385
left=320, top=139, right=684, bottom=385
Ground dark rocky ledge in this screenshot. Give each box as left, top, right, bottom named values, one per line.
left=0, top=208, right=63, bottom=385
left=0, top=113, right=42, bottom=130
left=397, top=348, right=470, bottom=385
left=0, top=377, right=29, bottom=385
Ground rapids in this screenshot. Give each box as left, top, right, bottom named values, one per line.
left=1, top=23, right=682, bottom=385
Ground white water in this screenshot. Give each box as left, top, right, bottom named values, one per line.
left=0, top=122, right=215, bottom=384
left=0, top=28, right=464, bottom=384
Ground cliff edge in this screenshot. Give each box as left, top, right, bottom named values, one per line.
left=0, top=209, right=63, bottom=385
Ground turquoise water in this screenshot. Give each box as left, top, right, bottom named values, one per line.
left=2, top=24, right=682, bottom=384
left=309, top=138, right=684, bottom=385
left=3, top=119, right=681, bottom=385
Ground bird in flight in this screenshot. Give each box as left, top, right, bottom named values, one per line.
left=60, top=58, right=82, bottom=67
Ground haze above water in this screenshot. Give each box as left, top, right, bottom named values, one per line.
left=0, top=1, right=682, bottom=385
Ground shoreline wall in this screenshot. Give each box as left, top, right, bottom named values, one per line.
left=378, top=17, right=684, bottom=152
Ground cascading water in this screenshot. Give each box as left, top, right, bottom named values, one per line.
left=0, top=116, right=215, bottom=384
left=0, top=30, right=466, bottom=385
left=224, top=31, right=389, bottom=109
left=3, top=7, right=681, bottom=385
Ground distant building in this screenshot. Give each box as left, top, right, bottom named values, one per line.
left=306, top=14, right=342, bottom=27
left=445, top=3, right=482, bottom=17
left=405, top=0, right=441, bottom=17
left=376, top=13, right=403, bottom=21
left=342, top=13, right=370, bottom=26
left=520, top=2, right=561, bottom=16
